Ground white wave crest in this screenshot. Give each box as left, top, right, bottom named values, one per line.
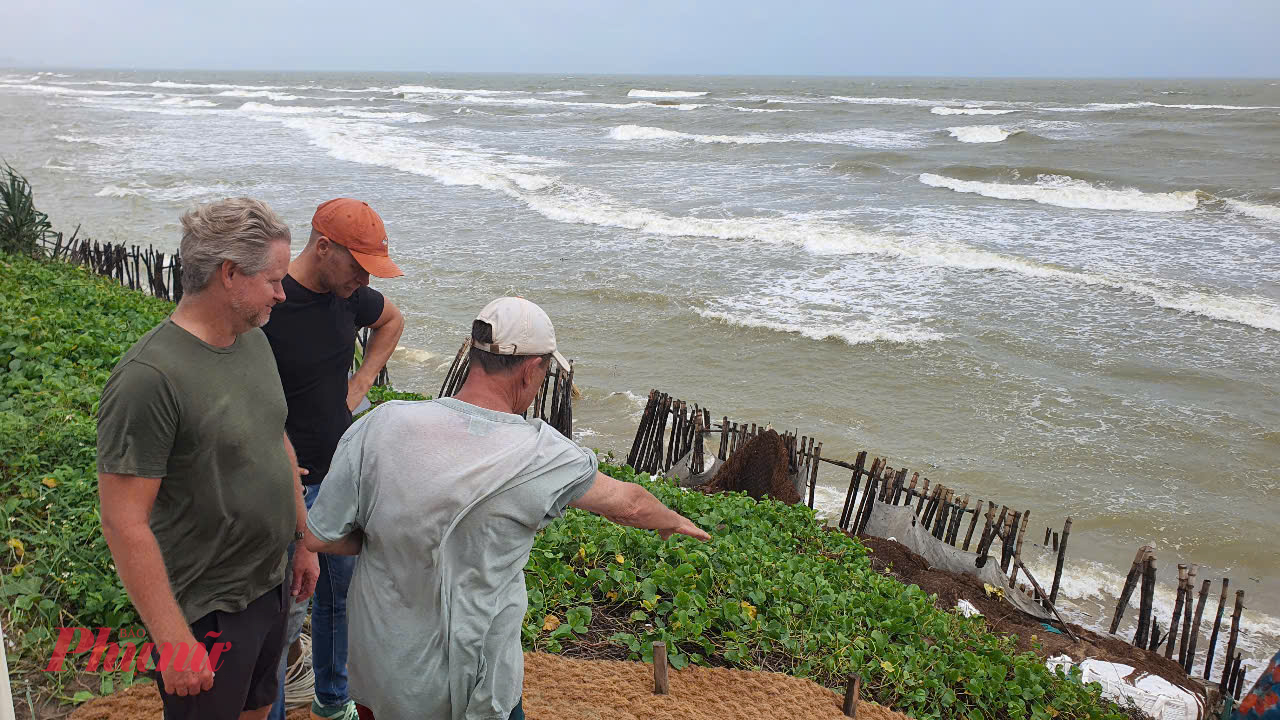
left=237, top=102, right=433, bottom=122
left=610, top=124, right=923, bottom=148
left=537, top=90, right=587, bottom=96
left=1046, top=101, right=1280, bottom=112
left=276, top=116, right=1280, bottom=334
left=627, top=89, right=709, bottom=98
left=159, top=96, right=218, bottom=107
left=95, top=181, right=242, bottom=202
left=697, top=308, right=943, bottom=346
left=931, top=106, right=1018, bottom=116
left=724, top=105, right=798, bottom=113
left=946, top=125, right=1019, bottom=143
left=0, top=84, right=152, bottom=97
left=1224, top=199, right=1280, bottom=224
left=393, top=85, right=519, bottom=96
left=919, top=172, right=1199, bottom=212
left=95, top=185, right=143, bottom=198
left=217, top=90, right=304, bottom=101
left=446, top=95, right=704, bottom=111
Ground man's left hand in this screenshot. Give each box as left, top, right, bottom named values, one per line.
left=291, top=546, right=319, bottom=603
left=347, top=375, right=374, bottom=413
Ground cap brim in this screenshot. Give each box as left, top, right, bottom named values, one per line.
left=552, top=350, right=571, bottom=372
left=350, top=249, right=404, bottom=279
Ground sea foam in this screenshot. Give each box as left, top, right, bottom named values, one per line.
left=919, top=172, right=1199, bottom=212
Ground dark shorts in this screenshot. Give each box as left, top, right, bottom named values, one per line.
left=153, top=584, right=288, bottom=720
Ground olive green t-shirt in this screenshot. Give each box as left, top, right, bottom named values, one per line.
left=96, top=318, right=295, bottom=623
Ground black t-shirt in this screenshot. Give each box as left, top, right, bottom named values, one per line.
left=262, top=274, right=385, bottom=485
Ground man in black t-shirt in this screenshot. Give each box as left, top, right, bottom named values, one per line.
left=262, top=198, right=404, bottom=720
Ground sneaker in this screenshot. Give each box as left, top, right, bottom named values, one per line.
left=310, top=699, right=359, bottom=720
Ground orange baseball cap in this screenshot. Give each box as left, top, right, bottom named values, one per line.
left=311, top=198, right=404, bottom=278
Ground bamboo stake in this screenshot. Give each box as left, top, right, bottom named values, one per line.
left=1178, top=565, right=1197, bottom=669
left=807, top=442, right=822, bottom=510
left=1009, top=510, right=1030, bottom=586
left=1220, top=590, right=1245, bottom=688
left=838, top=452, right=867, bottom=530
left=1165, top=565, right=1188, bottom=660
left=1134, top=553, right=1157, bottom=649
left=1204, top=578, right=1230, bottom=680
left=1185, top=577, right=1211, bottom=674
left=848, top=458, right=880, bottom=533
left=1110, top=546, right=1152, bottom=634
left=1048, top=518, right=1071, bottom=610
left=962, top=500, right=983, bottom=551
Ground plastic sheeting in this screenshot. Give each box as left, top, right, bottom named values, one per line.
left=1046, top=656, right=1205, bottom=720
left=862, top=502, right=1054, bottom=621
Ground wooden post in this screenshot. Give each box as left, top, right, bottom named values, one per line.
left=1230, top=654, right=1244, bottom=699
left=1048, top=517, right=1071, bottom=610
left=1009, top=510, right=1030, bottom=586
left=807, top=442, right=822, bottom=510
left=1165, top=565, right=1188, bottom=659
left=854, top=459, right=883, bottom=534
left=1204, top=578, right=1230, bottom=680
left=1134, top=553, right=1157, bottom=648
left=914, top=476, right=930, bottom=516
left=1220, top=590, right=1245, bottom=688
left=842, top=674, right=861, bottom=718
left=652, top=642, right=669, bottom=695
left=853, top=458, right=881, bottom=532
left=948, top=495, right=970, bottom=545
left=974, top=505, right=1007, bottom=563
left=1185, top=577, right=1211, bottom=674
left=1178, top=565, right=1197, bottom=670
left=838, top=452, right=867, bottom=530
left=857, top=463, right=889, bottom=535
left=962, top=500, right=983, bottom=551
left=1110, top=546, right=1152, bottom=634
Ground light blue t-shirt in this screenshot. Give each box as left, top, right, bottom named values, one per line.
left=307, top=398, right=597, bottom=720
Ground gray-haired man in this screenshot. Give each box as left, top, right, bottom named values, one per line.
left=304, top=296, right=709, bottom=720
left=97, top=198, right=319, bottom=720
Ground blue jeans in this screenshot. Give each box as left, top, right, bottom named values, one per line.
left=270, top=484, right=357, bottom=719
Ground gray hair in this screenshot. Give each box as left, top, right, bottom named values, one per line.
left=179, top=198, right=291, bottom=292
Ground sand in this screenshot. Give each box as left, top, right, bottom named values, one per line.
left=67, top=653, right=912, bottom=720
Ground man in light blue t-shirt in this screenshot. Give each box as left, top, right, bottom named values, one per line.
left=303, top=296, right=710, bottom=720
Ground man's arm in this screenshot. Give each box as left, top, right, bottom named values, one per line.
left=569, top=472, right=710, bottom=541
left=284, top=433, right=319, bottom=602
left=99, top=472, right=213, bottom=696
left=303, top=525, right=364, bottom=556
left=348, top=299, right=404, bottom=412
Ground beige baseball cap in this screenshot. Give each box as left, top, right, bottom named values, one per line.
left=474, top=296, right=570, bottom=370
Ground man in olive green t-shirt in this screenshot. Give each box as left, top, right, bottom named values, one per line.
left=97, top=198, right=319, bottom=720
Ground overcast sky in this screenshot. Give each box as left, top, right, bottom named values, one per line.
left=4, top=0, right=1278, bottom=77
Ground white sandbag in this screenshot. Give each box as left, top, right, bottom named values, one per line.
left=1046, top=657, right=1204, bottom=720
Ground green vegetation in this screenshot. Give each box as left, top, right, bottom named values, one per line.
left=526, top=462, right=1121, bottom=720
left=0, top=164, right=55, bottom=257
left=0, top=168, right=1121, bottom=717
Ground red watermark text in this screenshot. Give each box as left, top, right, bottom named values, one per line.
left=45, top=627, right=230, bottom=673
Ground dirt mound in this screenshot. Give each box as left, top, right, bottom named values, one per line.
left=703, top=429, right=800, bottom=504
left=69, top=653, right=912, bottom=720
left=850, top=532, right=1203, bottom=699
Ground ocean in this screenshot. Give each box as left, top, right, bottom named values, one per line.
left=2, top=69, right=1277, bottom=676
